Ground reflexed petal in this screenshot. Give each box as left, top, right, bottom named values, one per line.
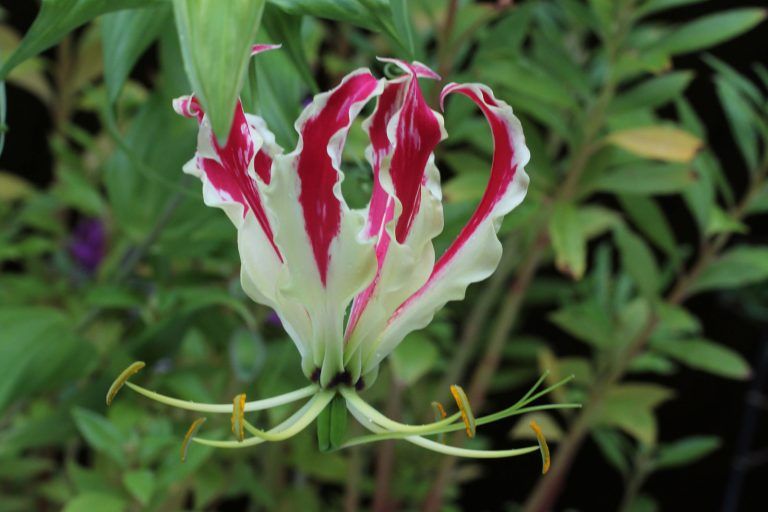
left=262, top=69, right=383, bottom=385
left=344, top=60, right=446, bottom=382
left=363, top=83, right=530, bottom=372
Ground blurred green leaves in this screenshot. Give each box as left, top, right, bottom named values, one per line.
left=102, top=4, right=171, bottom=104
left=0, top=0, right=164, bottom=78
left=172, top=0, right=266, bottom=143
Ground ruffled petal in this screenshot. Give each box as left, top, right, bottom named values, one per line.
left=263, top=69, right=383, bottom=385
left=362, top=83, right=530, bottom=373
left=343, top=60, right=446, bottom=381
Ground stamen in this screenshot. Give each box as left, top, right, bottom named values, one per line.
left=180, top=417, right=206, bottom=462
left=450, top=385, right=476, bottom=438
left=431, top=401, right=447, bottom=444
left=529, top=420, right=551, bottom=474
left=431, top=401, right=447, bottom=419
left=106, top=361, right=145, bottom=406
left=340, top=388, right=460, bottom=434
left=346, top=400, right=539, bottom=459
left=192, top=391, right=335, bottom=448
left=121, top=381, right=317, bottom=413
left=231, top=393, right=246, bottom=442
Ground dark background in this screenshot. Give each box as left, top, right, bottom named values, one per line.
left=1, top=1, right=767, bottom=510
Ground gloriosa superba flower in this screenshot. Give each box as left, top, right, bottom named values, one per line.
left=108, top=45, right=578, bottom=467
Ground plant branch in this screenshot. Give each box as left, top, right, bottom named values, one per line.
left=522, top=165, right=768, bottom=512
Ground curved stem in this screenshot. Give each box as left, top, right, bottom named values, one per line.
left=193, top=391, right=335, bottom=448
left=125, top=382, right=318, bottom=413
left=341, top=388, right=461, bottom=434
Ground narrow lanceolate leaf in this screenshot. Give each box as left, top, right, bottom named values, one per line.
left=102, top=4, right=171, bottom=104
left=606, top=126, right=703, bottom=163
left=269, top=0, right=388, bottom=31
left=172, top=0, right=266, bottom=143
left=609, top=71, right=693, bottom=114
left=655, top=436, right=721, bottom=469
left=650, top=9, right=767, bottom=55
left=390, top=0, right=416, bottom=59
left=618, top=196, right=678, bottom=259
left=636, top=0, right=708, bottom=18
left=262, top=5, right=319, bottom=93
left=614, top=226, right=660, bottom=298
left=1, top=0, right=164, bottom=78
left=689, top=247, right=768, bottom=294
left=594, top=164, right=696, bottom=195
left=0, top=58, right=5, bottom=157
left=654, top=338, right=751, bottom=380
left=549, top=202, right=586, bottom=280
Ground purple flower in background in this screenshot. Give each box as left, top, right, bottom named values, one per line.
left=70, top=218, right=105, bottom=273
left=266, top=310, right=282, bottom=328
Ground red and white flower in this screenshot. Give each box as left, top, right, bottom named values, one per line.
left=174, top=47, right=529, bottom=389
left=110, top=47, right=572, bottom=463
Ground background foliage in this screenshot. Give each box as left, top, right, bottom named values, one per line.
left=1, top=0, right=767, bottom=511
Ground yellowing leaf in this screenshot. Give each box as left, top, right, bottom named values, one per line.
left=0, top=172, right=34, bottom=200
left=607, top=126, right=703, bottom=163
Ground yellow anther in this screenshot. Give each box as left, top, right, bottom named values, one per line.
left=106, top=361, right=146, bottom=406
left=431, top=401, right=447, bottom=419
left=431, top=401, right=448, bottom=444
left=449, top=385, right=476, bottom=438
left=529, top=420, right=550, bottom=474
left=180, top=417, right=207, bottom=462
left=231, top=393, right=246, bottom=442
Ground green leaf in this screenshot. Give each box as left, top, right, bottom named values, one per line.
left=0, top=308, right=92, bottom=413
left=609, top=71, right=693, bottom=114
left=549, top=202, right=586, bottom=280
left=614, top=226, right=660, bottom=298
left=390, top=332, right=437, bottom=385
left=655, top=436, right=721, bottom=469
left=592, top=428, right=632, bottom=475
left=550, top=300, right=614, bottom=349
left=595, top=384, right=674, bottom=445
left=714, top=76, right=760, bottom=171
left=0, top=0, right=163, bottom=77
left=63, top=492, right=126, bottom=512
left=650, top=9, right=767, bottom=55
left=228, top=329, right=266, bottom=382
left=654, top=338, right=751, bottom=380
left=262, top=5, right=319, bottom=93
left=122, top=470, right=155, bottom=505
left=269, top=0, right=388, bottom=30
left=637, top=0, right=708, bottom=18
left=690, top=247, right=768, bottom=294
left=71, top=408, right=126, bottom=466
left=593, top=163, right=696, bottom=195
left=390, top=0, right=416, bottom=59
left=0, top=58, right=5, bottom=157
left=102, top=4, right=171, bottom=104
left=0, top=172, right=33, bottom=201
left=172, top=0, right=266, bottom=143
left=618, top=196, right=677, bottom=258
